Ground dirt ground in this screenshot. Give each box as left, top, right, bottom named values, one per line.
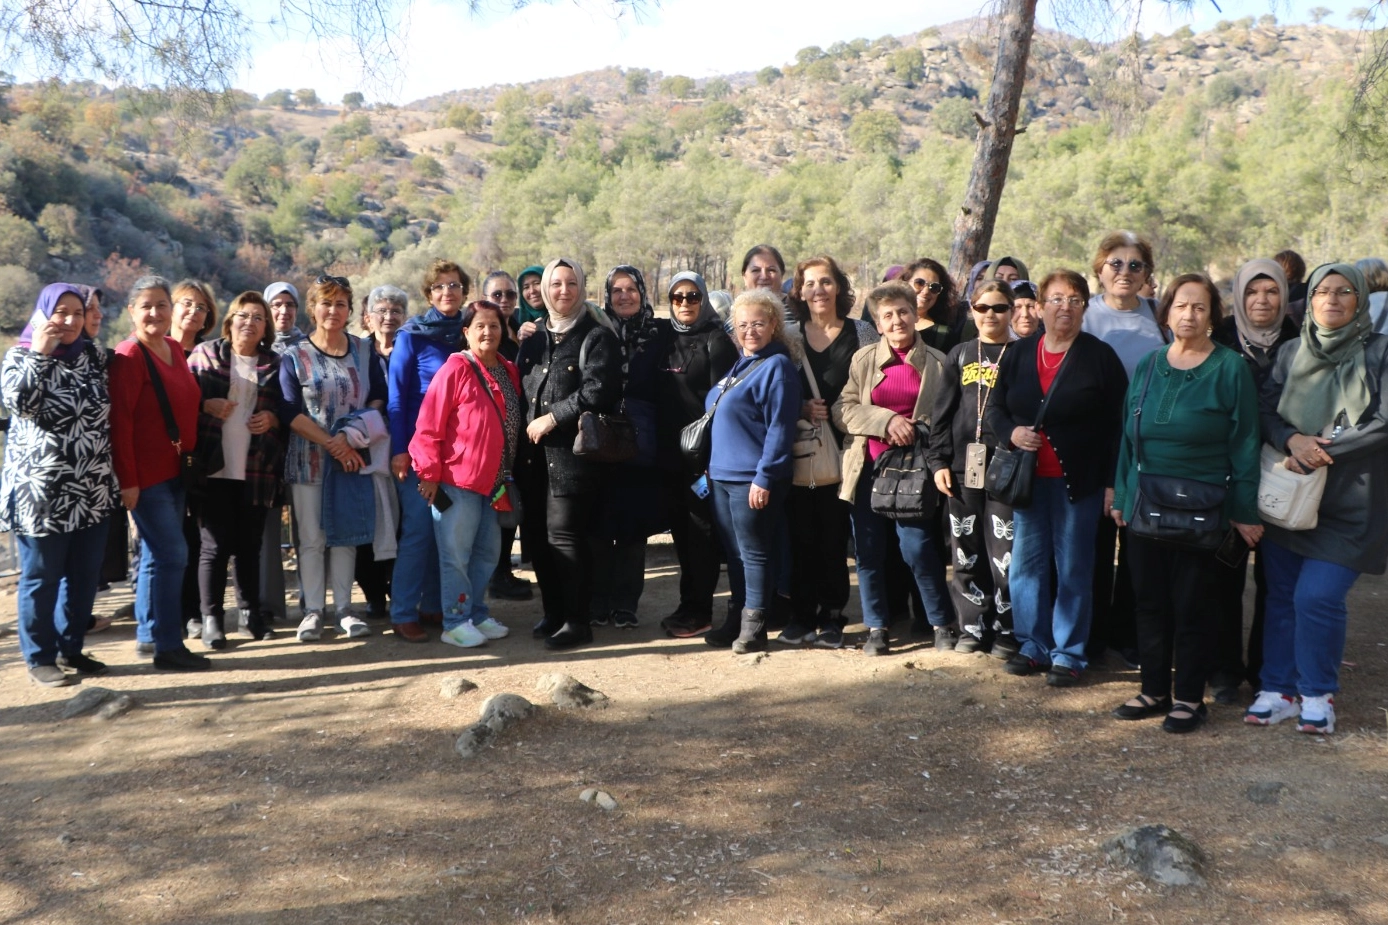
left=1, top=538, right=1386, bottom=925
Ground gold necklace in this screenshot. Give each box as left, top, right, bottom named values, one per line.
left=1039, top=339, right=1069, bottom=370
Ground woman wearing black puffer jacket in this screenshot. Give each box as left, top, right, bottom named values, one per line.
left=655, top=271, right=739, bottom=638
left=515, top=257, right=622, bottom=650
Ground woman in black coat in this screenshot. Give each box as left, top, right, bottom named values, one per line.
left=515, top=258, right=622, bottom=649
left=656, top=271, right=738, bottom=638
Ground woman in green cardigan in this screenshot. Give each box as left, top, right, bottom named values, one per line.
left=1108, top=273, right=1263, bottom=733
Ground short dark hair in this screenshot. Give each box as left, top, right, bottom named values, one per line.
left=1274, top=249, right=1306, bottom=285
left=1092, top=231, right=1154, bottom=283
left=741, top=244, right=786, bottom=275
left=1156, top=272, right=1224, bottom=331
left=421, top=259, right=471, bottom=303
left=867, top=282, right=917, bottom=314
left=1038, top=269, right=1091, bottom=304
left=970, top=280, right=1016, bottom=309
left=790, top=255, right=855, bottom=322
left=460, top=299, right=505, bottom=344
left=900, top=257, right=957, bottom=325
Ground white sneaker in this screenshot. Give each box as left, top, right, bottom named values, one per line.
left=472, top=617, right=510, bottom=640
left=1297, top=694, right=1336, bottom=735
left=1244, top=690, right=1298, bottom=726
left=441, top=623, right=488, bottom=648
left=296, top=611, right=324, bottom=642
left=338, top=613, right=371, bottom=638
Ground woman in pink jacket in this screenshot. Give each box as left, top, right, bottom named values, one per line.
left=409, top=300, right=522, bottom=648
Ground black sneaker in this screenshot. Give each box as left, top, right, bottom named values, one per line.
left=57, top=653, right=108, bottom=676
left=153, top=649, right=211, bottom=671
left=590, top=612, right=610, bottom=627
left=1003, top=653, right=1047, bottom=676
left=863, top=628, right=890, bottom=656
left=814, top=626, right=844, bottom=649
left=489, top=573, right=534, bottom=601
left=1046, top=665, right=1082, bottom=688
left=613, top=610, right=638, bottom=629
left=776, top=623, right=819, bottom=645
left=989, top=633, right=1021, bottom=661
left=954, top=632, right=985, bottom=654
left=932, top=625, right=959, bottom=651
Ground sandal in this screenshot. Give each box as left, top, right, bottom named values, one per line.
left=1162, top=701, right=1208, bottom=734
left=1112, top=693, right=1171, bottom=721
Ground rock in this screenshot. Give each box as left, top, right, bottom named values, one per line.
left=93, top=694, right=135, bottom=721
left=454, top=723, right=495, bottom=759
left=57, top=833, right=74, bottom=846
left=1371, top=834, right=1388, bottom=847
left=62, top=687, right=116, bottom=719
left=353, top=212, right=391, bottom=239
left=580, top=788, right=598, bottom=803
left=1103, top=825, right=1207, bottom=887
left=595, top=791, right=618, bottom=811
left=535, top=673, right=608, bottom=710
left=440, top=676, right=478, bottom=699
left=479, top=693, right=536, bottom=729
left=1246, top=781, right=1286, bottom=805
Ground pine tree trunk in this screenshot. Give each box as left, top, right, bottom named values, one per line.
left=948, top=0, right=1039, bottom=289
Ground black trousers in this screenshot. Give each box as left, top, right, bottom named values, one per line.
left=1127, top=533, right=1220, bottom=704
left=522, top=464, right=598, bottom=626
left=354, top=543, right=393, bottom=615
left=945, top=486, right=1014, bottom=636
left=661, top=470, right=723, bottom=619
left=197, top=479, right=269, bottom=628
left=495, top=525, right=519, bottom=580
left=786, top=483, right=851, bottom=626
left=181, top=503, right=201, bottom=623
left=1089, top=516, right=1137, bottom=657
left=1211, top=549, right=1267, bottom=688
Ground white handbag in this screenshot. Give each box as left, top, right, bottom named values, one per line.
left=792, top=363, right=842, bottom=488
left=1257, top=444, right=1327, bottom=531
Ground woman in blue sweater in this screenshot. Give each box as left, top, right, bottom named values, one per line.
left=387, top=260, right=470, bottom=643
left=705, top=289, right=802, bottom=653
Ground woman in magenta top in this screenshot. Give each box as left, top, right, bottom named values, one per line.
left=832, top=281, right=955, bottom=656
left=109, top=275, right=209, bottom=671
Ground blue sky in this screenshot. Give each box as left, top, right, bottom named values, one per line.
left=238, top=0, right=1367, bottom=105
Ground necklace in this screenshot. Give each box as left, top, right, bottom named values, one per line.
left=1039, top=339, right=1069, bottom=370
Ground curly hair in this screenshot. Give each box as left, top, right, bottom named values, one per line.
left=789, top=255, right=854, bottom=322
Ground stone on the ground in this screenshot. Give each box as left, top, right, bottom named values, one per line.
left=1246, top=781, right=1286, bottom=805
left=93, top=694, right=135, bottom=721
left=595, top=791, right=618, bottom=811
left=738, top=652, right=769, bottom=665
left=440, top=676, right=478, bottom=699
left=456, top=693, right=536, bottom=759
left=536, top=673, right=608, bottom=709
left=61, top=687, right=116, bottom=718
left=580, top=788, right=598, bottom=802
left=1103, top=824, right=1207, bottom=887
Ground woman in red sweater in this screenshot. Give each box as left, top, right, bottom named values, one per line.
left=109, top=275, right=209, bottom=671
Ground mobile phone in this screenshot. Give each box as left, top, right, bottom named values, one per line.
left=691, top=474, right=710, bottom=499
left=963, top=443, right=988, bottom=489
left=431, top=488, right=454, bottom=512
left=1214, top=526, right=1248, bottom=569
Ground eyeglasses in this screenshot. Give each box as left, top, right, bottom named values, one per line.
left=1045, top=296, right=1086, bottom=308
left=910, top=278, right=943, bottom=294
left=735, top=321, right=769, bottom=332
left=176, top=299, right=210, bottom=316
left=487, top=289, right=518, bottom=301
left=1311, top=286, right=1357, bottom=299
left=670, top=292, right=703, bottom=306
left=315, top=274, right=351, bottom=289
left=269, top=299, right=297, bottom=311
left=430, top=281, right=463, bottom=293
left=1105, top=258, right=1147, bottom=274
left=971, top=302, right=1011, bottom=314
left=371, top=307, right=406, bottom=317
left=231, top=312, right=266, bottom=324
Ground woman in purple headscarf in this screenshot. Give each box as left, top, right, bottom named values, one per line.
left=1, top=283, right=122, bottom=687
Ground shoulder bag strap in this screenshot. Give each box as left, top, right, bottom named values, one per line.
left=799, top=331, right=824, bottom=402
left=1132, top=354, right=1157, bottom=472
left=707, top=356, right=768, bottom=420
left=463, top=353, right=505, bottom=425
left=138, top=343, right=184, bottom=452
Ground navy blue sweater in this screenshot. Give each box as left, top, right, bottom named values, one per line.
left=706, top=343, right=802, bottom=489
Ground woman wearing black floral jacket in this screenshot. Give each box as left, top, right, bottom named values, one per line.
left=2, top=283, right=121, bottom=687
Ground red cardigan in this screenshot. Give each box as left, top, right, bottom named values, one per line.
left=409, top=353, right=520, bottom=495
left=110, top=337, right=201, bottom=490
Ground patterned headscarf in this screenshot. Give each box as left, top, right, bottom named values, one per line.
left=603, top=265, right=661, bottom=366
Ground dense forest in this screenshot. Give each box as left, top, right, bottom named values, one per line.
left=0, top=16, right=1378, bottom=336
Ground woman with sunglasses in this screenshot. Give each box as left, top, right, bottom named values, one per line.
left=1083, top=232, right=1166, bottom=670
left=778, top=255, right=878, bottom=648
left=928, top=281, right=1020, bottom=658
left=280, top=275, right=386, bottom=643
left=901, top=258, right=960, bottom=353
left=387, top=260, right=471, bottom=642
left=656, top=272, right=739, bottom=638
left=480, top=270, right=531, bottom=601
left=187, top=292, right=285, bottom=647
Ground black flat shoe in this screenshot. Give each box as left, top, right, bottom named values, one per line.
left=1112, top=693, right=1172, bottom=720
left=57, top=653, right=108, bottom=676
left=153, top=649, right=212, bottom=671
left=543, top=622, right=593, bottom=650
left=532, top=617, right=563, bottom=639
left=1162, top=702, right=1208, bottom=734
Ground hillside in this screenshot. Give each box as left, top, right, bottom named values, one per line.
left=0, top=15, right=1374, bottom=333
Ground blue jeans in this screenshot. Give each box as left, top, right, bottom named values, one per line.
left=431, top=484, right=501, bottom=630
left=710, top=479, right=787, bottom=611
left=1010, top=477, right=1102, bottom=671
left=851, top=468, right=952, bottom=630
left=391, top=471, right=442, bottom=623
left=130, top=478, right=192, bottom=654
left=1259, top=539, right=1360, bottom=698
left=16, top=520, right=110, bottom=666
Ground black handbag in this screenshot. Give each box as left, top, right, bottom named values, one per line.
left=573, top=409, right=638, bottom=463
left=985, top=343, right=1073, bottom=508
left=869, top=424, right=936, bottom=521
left=679, top=357, right=766, bottom=471
left=139, top=343, right=215, bottom=499
left=1126, top=358, right=1226, bottom=551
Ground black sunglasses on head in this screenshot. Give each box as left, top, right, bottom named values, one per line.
left=315, top=274, right=351, bottom=289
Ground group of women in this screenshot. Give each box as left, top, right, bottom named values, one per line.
left=4, top=235, right=1383, bottom=739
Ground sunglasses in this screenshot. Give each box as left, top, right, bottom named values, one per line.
left=670, top=292, right=703, bottom=306
left=910, top=278, right=944, bottom=294
left=971, top=302, right=1011, bottom=314
left=315, top=274, right=351, bottom=289
left=1105, top=258, right=1147, bottom=274
left=487, top=289, right=518, bottom=300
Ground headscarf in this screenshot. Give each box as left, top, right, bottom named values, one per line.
left=964, top=260, right=992, bottom=301
left=515, top=265, right=545, bottom=325
left=1231, top=258, right=1290, bottom=351
left=540, top=257, right=590, bottom=335
left=667, top=271, right=719, bottom=333
left=603, top=265, right=659, bottom=348
left=19, top=283, right=90, bottom=363
left=1277, top=262, right=1374, bottom=434
left=1010, top=279, right=1038, bottom=301
left=993, top=256, right=1030, bottom=281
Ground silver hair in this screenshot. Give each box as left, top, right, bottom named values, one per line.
left=128, top=274, right=172, bottom=303
left=367, top=284, right=410, bottom=311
